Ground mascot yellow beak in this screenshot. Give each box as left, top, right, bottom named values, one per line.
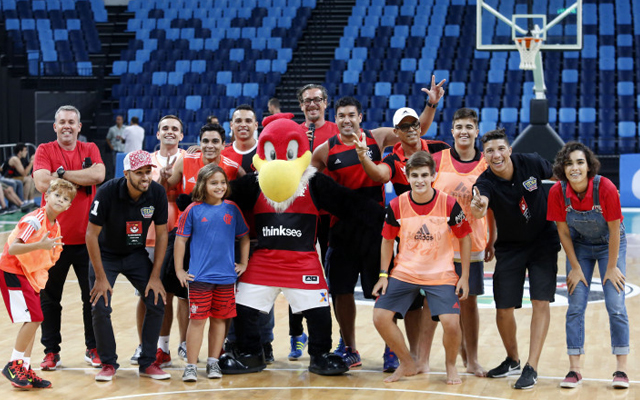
left=253, top=151, right=312, bottom=203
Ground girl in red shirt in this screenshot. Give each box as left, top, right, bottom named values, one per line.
left=547, top=141, right=629, bottom=389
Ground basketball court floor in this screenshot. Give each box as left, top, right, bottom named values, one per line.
left=0, top=209, right=638, bottom=399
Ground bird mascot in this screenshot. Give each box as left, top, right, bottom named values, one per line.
left=219, top=115, right=384, bottom=376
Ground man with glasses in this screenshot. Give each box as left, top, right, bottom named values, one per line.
left=298, top=84, right=340, bottom=151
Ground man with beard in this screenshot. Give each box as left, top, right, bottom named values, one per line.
left=86, top=150, right=170, bottom=381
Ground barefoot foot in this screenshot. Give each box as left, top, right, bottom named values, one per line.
left=466, top=362, right=487, bottom=377
left=384, top=363, right=418, bottom=383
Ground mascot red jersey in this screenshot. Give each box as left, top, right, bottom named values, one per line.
left=220, top=116, right=384, bottom=376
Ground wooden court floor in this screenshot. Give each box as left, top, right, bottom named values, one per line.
left=0, top=245, right=638, bottom=399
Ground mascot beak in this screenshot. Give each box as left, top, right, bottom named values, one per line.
left=253, top=151, right=312, bottom=203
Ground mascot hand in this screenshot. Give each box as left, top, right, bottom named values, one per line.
left=176, top=193, right=193, bottom=211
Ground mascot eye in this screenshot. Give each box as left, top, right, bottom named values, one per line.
left=286, top=140, right=299, bottom=160
left=264, top=141, right=277, bottom=161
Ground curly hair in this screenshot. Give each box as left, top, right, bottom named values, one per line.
left=552, top=141, right=600, bottom=181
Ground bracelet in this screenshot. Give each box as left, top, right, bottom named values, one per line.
left=426, top=101, right=438, bottom=109
left=379, top=272, right=389, bottom=278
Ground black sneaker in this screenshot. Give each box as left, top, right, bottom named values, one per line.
left=514, top=364, right=537, bottom=389
left=487, top=357, right=521, bottom=378
left=26, top=368, right=52, bottom=389
left=262, top=343, right=274, bottom=364
left=2, top=360, right=32, bottom=389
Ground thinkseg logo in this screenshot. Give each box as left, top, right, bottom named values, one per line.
left=262, top=225, right=303, bottom=237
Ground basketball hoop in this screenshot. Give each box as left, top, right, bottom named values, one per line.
left=514, top=37, right=543, bottom=70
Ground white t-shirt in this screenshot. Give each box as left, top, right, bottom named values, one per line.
left=122, top=124, right=145, bottom=154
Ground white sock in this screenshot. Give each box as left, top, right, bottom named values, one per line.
left=158, top=336, right=170, bottom=353
left=187, top=363, right=197, bottom=369
left=207, top=357, right=218, bottom=364
left=23, top=357, right=30, bottom=369
left=10, top=349, right=24, bottom=362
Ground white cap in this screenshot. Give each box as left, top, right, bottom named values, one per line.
left=392, top=107, right=420, bottom=127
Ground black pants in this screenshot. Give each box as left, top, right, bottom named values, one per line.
left=40, top=244, right=95, bottom=354
left=236, top=304, right=331, bottom=357
left=89, top=250, right=164, bottom=370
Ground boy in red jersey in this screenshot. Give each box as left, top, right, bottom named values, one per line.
left=373, top=151, right=471, bottom=384
left=0, top=179, right=76, bottom=389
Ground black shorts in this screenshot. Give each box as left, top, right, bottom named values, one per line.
left=454, top=261, right=485, bottom=296
left=162, top=228, right=189, bottom=299
left=325, top=243, right=380, bottom=299
left=493, top=240, right=559, bottom=309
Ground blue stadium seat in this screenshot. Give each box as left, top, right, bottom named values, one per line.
left=185, top=95, right=202, bottom=111
left=375, top=82, right=391, bottom=96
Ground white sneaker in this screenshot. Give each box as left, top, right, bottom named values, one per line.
left=206, top=360, right=222, bottom=379
left=130, top=344, right=142, bottom=365
left=182, top=365, right=197, bottom=382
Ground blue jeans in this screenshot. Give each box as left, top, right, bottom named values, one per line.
left=566, top=236, right=629, bottom=355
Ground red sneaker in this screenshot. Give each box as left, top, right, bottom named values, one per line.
left=155, top=348, right=172, bottom=368
left=40, top=353, right=61, bottom=371
left=140, top=363, right=171, bottom=380
left=612, top=371, right=629, bottom=389
left=95, top=364, right=116, bottom=382
left=85, top=348, right=101, bottom=368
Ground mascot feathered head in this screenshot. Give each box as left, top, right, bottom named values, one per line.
left=252, top=115, right=315, bottom=211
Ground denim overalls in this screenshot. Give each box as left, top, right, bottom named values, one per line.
left=562, top=175, right=629, bottom=355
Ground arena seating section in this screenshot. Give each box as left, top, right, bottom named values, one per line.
left=1, top=0, right=638, bottom=155
left=2, top=0, right=105, bottom=76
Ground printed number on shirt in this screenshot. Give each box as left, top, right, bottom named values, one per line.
left=91, top=200, right=99, bottom=216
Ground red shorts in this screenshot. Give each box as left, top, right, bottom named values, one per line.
left=188, top=281, right=236, bottom=320
left=0, top=270, right=43, bottom=323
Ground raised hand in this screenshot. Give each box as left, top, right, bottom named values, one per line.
left=471, top=187, right=487, bottom=212
left=160, top=156, right=175, bottom=181
left=421, top=74, right=446, bottom=105
left=38, top=235, right=64, bottom=251
left=354, top=130, right=370, bottom=160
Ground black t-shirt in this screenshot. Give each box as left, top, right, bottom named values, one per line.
left=474, top=153, right=558, bottom=247
left=89, top=177, right=168, bottom=257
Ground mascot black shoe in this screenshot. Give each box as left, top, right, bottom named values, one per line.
left=219, top=351, right=266, bottom=375
left=309, top=353, right=349, bottom=376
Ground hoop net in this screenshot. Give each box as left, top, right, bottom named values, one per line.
left=514, top=37, right=543, bottom=70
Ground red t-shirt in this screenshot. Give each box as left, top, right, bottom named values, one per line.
left=33, top=141, right=103, bottom=245
left=382, top=190, right=472, bottom=240
left=547, top=176, right=623, bottom=222
left=301, top=120, right=339, bottom=151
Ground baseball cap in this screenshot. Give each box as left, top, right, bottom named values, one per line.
left=392, top=107, right=420, bottom=127
left=123, top=150, right=156, bottom=171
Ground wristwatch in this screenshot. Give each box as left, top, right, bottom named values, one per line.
left=56, top=166, right=65, bottom=179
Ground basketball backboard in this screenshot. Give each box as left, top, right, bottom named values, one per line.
left=476, top=0, right=583, bottom=51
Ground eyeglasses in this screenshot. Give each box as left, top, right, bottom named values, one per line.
left=396, top=121, right=421, bottom=132
left=302, top=97, right=325, bottom=105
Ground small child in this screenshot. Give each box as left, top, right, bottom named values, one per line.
left=174, top=164, right=249, bottom=381
left=372, top=151, right=471, bottom=384
left=0, top=179, right=76, bottom=389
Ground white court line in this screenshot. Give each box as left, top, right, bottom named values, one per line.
left=58, top=366, right=639, bottom=385
left=94, top=386, right=513, bottom=400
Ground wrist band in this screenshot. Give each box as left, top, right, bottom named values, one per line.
left=426, top=101, right=438, bottom=109
left=379, top=272, right=389, bottom=278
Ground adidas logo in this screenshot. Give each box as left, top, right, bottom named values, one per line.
left=453, top=302, right=460, bottom=309
left=201, top=217, right=208, bottom=222
left=334, top=159, right=342, bottom=165
left=414, top=224, right=433, bottom=241
left=188, top=177, right=196, bottom=183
